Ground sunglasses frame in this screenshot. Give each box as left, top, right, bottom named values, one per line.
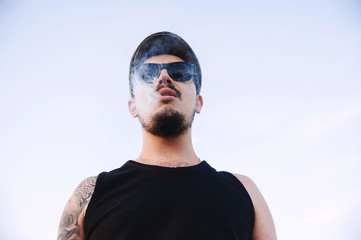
left=133, top=62, right=195, bottom=83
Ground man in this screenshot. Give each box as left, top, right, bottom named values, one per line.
left=57, top=32, right=277, bottom=240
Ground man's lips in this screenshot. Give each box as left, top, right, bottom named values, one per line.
left=157, top=87, right=178, bottom=98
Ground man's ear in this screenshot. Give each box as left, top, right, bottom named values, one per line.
left=128, top=98, right=138, bottom=118
left=195, top=95, right=203, bottom=114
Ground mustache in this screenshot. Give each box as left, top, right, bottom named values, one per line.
left=156, top=84, right=182, bottom=99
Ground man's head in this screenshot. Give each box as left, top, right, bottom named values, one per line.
left=128, top=32, right=203, bottom=138
left=129, top=32, right=202, bottom=97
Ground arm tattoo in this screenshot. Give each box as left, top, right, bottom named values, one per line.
left=57, top=176, right=97, bottom=240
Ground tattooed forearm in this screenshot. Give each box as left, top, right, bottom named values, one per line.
left=58, top=176, right=97, bottom=240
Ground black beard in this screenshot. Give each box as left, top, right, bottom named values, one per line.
left=140, top=109, right=194, bottom=138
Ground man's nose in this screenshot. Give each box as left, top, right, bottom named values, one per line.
left=156, top=69, right=173, bottom=86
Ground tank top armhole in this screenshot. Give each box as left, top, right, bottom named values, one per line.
left=83, top=171, right=107, bottom=233
left=219, top=171, right=255, bottom=228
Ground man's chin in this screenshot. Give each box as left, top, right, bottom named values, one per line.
left=140, top=109, right=191, bottom=138
left=156, top=104, right=177, bottom=116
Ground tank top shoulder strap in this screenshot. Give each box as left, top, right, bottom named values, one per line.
left=218, top=171, right=255, bottom=210
left=218, top=171, right=247, bottom=189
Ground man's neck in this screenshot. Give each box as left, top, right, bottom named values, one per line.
left=136, top=128, right=200, bottom=168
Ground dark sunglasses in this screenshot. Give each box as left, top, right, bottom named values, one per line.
left=133, top=62, right=194, bottom=83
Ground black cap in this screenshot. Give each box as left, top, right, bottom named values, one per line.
left=129, top=31, right=202, bottom=97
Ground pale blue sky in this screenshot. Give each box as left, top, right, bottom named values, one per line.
left=1, top=0, right=360, bottom=239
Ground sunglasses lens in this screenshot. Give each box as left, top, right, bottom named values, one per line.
left=134, top=62, right=193, bottom=83
left=135, top=64, right=160, bottom=83
left=168, top=62, right=193, bottom=81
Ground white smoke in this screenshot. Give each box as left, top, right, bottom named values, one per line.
left=131, top=72, right=161, bottom=112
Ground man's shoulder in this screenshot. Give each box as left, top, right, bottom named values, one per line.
left=67, top=175, right=98, bottom=212
left=231, top=173, right=256, bottom=189
left=230, top=173, right=261, bottom=201
left=230, top=173, right=278, bottom=239
left=73, top=176, right=99, bottom=199
left=57, top=176, right=98, bottom=240
left=215, top=170, right=255, bottom=190
left=78, top=175, right=98, bottom=188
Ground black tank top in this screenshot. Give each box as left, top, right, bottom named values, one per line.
left=84, top=160, right=254, bottom=240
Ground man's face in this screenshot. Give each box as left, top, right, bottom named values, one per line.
left=129, top=54, right=203, bottom=137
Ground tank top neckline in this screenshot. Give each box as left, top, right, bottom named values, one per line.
left=125, top=160, right=209, bottom=172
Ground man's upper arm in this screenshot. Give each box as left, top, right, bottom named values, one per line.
left=57, top=176, right=97, bottom=240
left=233, top=174, right=277, bottom=240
